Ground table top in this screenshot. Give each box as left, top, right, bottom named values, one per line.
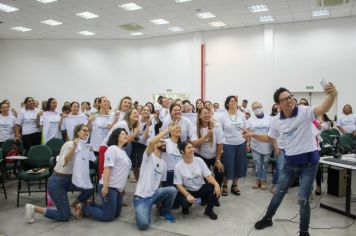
left=320, top=155, right=356, bottom=171
left=5, top=155, right=28, bottom=160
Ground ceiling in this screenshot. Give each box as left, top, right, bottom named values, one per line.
left=0, top=0, right=355, bottom=39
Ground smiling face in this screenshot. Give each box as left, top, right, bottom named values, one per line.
left=141, top=106, right=150, bottom=118
left=183, top=143, right=195, bottom=158
left=227, top=97, right=238, bottom=111
left=0, top=103, right=10, bottom=116
left=278, top=91, right=295, bottom=113
left=199, top=108, right=211, bottom=123
left=77, top=125, right=90, bottom=140
left=100, top=97, right=110, bottom=110
left=49, top=99, right=57, bottom=111
left=120, top=98, right=132, bottom=112
left=129, top=109, right=140, bottom=123
left=118, top=130, right=128, bottom=146
left=71, top=102, right=80, bottom=115
left=25, top=97, right=36, bottom=110
left=171, top=105, right=182, bottom=119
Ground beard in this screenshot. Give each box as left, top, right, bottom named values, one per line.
left=158, top=145, right=167, bottom=152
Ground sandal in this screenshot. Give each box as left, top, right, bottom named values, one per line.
left=231, top=185, right=240, bottom=195
left=222, top=185, right=228, bottom=196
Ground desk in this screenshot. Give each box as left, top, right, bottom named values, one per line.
left=5, top=156, right=27, bottom=161
left=319, top=156, right=356, bottom=219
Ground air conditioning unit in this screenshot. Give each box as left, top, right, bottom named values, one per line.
left=316, top=0, right=350, bottom=7
left=119, top=23, right=144, bottom=31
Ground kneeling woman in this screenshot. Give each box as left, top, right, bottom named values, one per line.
left=80, top=128, right=132, bottom=222
left=174, top=141, right=221, bottom=220
left=25, top=124, right=94, bottom=223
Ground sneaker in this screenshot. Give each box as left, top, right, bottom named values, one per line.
left=25, top=204, right=35, bottom=223
left=204, top=208, right=218, bottom=220
left=253, top=180, right=261, bottom=189
left=255, top=216, right=273, bottom=230
left=160, top=211, right=176, bottom=223
left=181, top=208, right=190, bottom=215
left=260, top=181, right=268, bottom=190
left=299, top=231, right=310, bottom=236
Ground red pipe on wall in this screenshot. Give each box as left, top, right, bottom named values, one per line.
left=201, top=44, right=205, bottom=100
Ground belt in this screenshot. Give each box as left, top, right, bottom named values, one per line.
left=53, top=171, right=72, bottom=177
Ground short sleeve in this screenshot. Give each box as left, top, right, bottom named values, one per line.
left=306, top=106, right=316, bottom=122
left=268, top=117, right=279, bottom=139
left=104, top=147, right=115, bottom=167
left=161, top=162, right=167, bottom=182
left=16, top=111, right=24, bottom=126
left=173, top=166, right=183, bottom=185
left=199, top=157, right=212, bottom=178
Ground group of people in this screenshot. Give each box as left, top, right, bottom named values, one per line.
left=0, top=81, right=352, bottom=235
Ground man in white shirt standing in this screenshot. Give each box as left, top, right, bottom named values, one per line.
left=134, top=125, right=178, bottom=230
left=244, top=83, right=337, bottom=236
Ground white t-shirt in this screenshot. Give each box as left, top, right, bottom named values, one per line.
left=248, top=115, right=273, bottom=155
left=40, top=111, right=61, bottom=144
left=161, top=138, right=182, bottom=171
left=62, top=114, right=88, bottom=140
left=90, top=114, right=114, bottom=152
left=216, top=110, right=249, bottom=145
left=154, top=103, right=162, bottom=112
left=174, top=156, right=211, bottom=191
left=16, top=108, right=40, bottom=135
left=268, top=106, right=317, bottom=156
left=137, top=117, right=155, bottom=145
left=337, top=114, right=356, bottom=133
left=72, top=140, right=96, bottom=189
left=191, top=125, right=224, bottom=159
left=100, top=120, right=132, bottom=147
left=134, top=152, right=167, bottom=198
left=161, top=116, right=193, bottom=142
left=54, top=141, right=75, bottom=174
left=159, top=108, right=170, bottom=122
left=99, top=145, right=131, bottom=192
left=0, top=114, right=16, bottom=142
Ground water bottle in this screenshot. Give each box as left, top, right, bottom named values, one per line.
left=194, top=198, right=201, bottom=205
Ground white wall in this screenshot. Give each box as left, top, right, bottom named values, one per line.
left=1, top=16, right=355, bottom=117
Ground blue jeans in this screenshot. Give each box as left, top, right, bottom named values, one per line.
left=134, top=186, right=177, bottom=230
left=251, top=150, right=270, bottom=181
left=45, top=175, right=94, bottom=221
left=82, top=184, right=123, bottom=222
left=272, top=150, right=285, bottom=185
left=265, top=162, right=318, bottom=232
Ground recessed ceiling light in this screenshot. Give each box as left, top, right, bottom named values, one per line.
left=248, top=4, right=269, bottom=13
left=175, top=0, right=192, bottom=2
left=78, top=31, right=96, bottom=36
left=168, top=27, right=184, bottom=32
left=196, top=12, right=216, bottom=19
left=131, top=32, right=144, bottom=36
left=76, top=12, right=99, bottom=19
left=209, top=21, right=226, bottom=27
left=37, top=0, right=57, bottom=3
left=41, top=19, right=62, bottom=26
left=259, top=16, right=275, bottom=23
left=11, top=26, right=32, bottom=32
left=312, top=10, right=329, bottom=17
left=119, top=3, right=142, bottom=11
left=150, top=18, right=170, bottom=25
left=0, top=3, right=18, bottom=12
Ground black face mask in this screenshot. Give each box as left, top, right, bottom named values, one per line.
left=158, top=144, right=166, bottom=152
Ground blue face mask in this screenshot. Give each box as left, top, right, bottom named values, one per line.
left=254, top=108, right=263, bottom=116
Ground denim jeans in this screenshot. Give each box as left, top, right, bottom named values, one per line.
left=134, top=186, right=177, bottom=230
left=251, top=150, right=270, bottom=181
left=45, top=175, right=94, bottom=221
left=265, top=162, right=318, bottom=232
left=82, top=184, right=123, bottom=222
left=272, top=150, right=285, bottom=185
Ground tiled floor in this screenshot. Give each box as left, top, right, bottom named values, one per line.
left=0, top=169, right=355, bottom=236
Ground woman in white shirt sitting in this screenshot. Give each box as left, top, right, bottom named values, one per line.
left=174, top=141, right=221, bottom=220
left=81, top=128, right=132, bottom=222
left=24, top=124, right=94, bottom=223
left=15, top=97, right=41, bottom=154
left=0, top=101, right=17, bottom=146
left=337, top=104, right=356, bottom=136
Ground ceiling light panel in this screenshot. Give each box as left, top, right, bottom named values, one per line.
left=11, top=26, right=32, bottom=32
left=312, top=10, right=330, bottom=17
left=78, top=31, right=96, bottom=36
left=168, top=27, right=184, bottom=32
left=119, top=3, right=142, bottom=11
left=150, top=18, right=170, bottom=25
left=209, top=21, right=226, bottom=27
left=248, top=5, right=269, bottom=13
left=37, top=0, right=58, bottom=3
left=0, top=3, right=18, bottom=12
left=259, top=16, right=275, bottom=22
left=196, top=12, right=216, bottom=19
left=76, top=12, right=99, bottom=19
left=41, top=19, right=62, bottom=26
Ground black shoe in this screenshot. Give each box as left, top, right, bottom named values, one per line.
left=299, top=231, right=310, bottom=236
left=215, top=200, right=221, bottom=207
left=181, top=208, right=190, bottom=215
left=255, top=216, right=273, bottom=230
left=204, top=208, right=218, bottom=220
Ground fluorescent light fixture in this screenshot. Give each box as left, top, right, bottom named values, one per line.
left=78, top=31, right=96, bottom=36
left=76, top=12, right=99, bottom=19
left=41, top=19, right=62, bottom=26
left=196, top=12, right=216, bottom=19
left=259, top=16, right=275, bottom=23
left=175, top=0, right=192, bottom=2
left=150, top=18, right=170, bottom=25
left=168, top=27, right=184, bottom=32
left=209, top=21, right=226, bottom=27
left=11, top=26, right=32, bottom=32
left=312, top=10, right=329, bottom=17
left=248, top=4, right=269, bottom=13
left=131, top=32, right=144, bottom=36
left=119, top=3, right=142, bottom=11
left=0, top=3, right=18, bottom=12
left=37, top=0, right=57, bottom=3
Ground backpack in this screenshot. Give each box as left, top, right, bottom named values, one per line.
left=6, top=144, right=20, bottom=163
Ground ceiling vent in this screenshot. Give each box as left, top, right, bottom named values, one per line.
left=119, top=23, right=144, bottom=31
left=316, top=0, right=349, bottom=7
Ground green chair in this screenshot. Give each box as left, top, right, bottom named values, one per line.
left=1, top=139, right=24, bottom=176
left=45, top=138, right=65, bottom=157
left=323, top=128, right=341, bottom=137
left=339, top=135, right=354, bottom=154
left=17, top=145, right=53, bottom=207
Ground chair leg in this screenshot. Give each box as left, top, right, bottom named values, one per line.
left=17, top=179, right=21, bottom=207
left=28, top=181, right=31, bottom=196
left=1, top=178, right=7, bottom=200
left=45, top=179, right=48, bottom=206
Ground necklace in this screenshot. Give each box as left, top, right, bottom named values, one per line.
left=228, top=112, right=237, bottom=122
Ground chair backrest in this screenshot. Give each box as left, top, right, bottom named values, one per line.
left=45, top=138, right=65, bottom=157
left=1, top=139, right=24, bottom=157
left=27, top=145, right=53, bottom=168
left=324, top=128, right=341, bottom=137
left=339, top=135, right=354, bottom=153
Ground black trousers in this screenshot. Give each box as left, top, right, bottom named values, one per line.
left=22, top=132, right=42, bottom=155
left=177, top=183, right=217, bottom=211
left=195, top=153, right=223, bottom=188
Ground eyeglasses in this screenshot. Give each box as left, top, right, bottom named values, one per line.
left=81, top=129, right=89, bottom=132
left=279, top=95, right=294, bottom=103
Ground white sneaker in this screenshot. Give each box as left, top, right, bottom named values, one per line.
left=25, top=204, right=35, bottom=223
